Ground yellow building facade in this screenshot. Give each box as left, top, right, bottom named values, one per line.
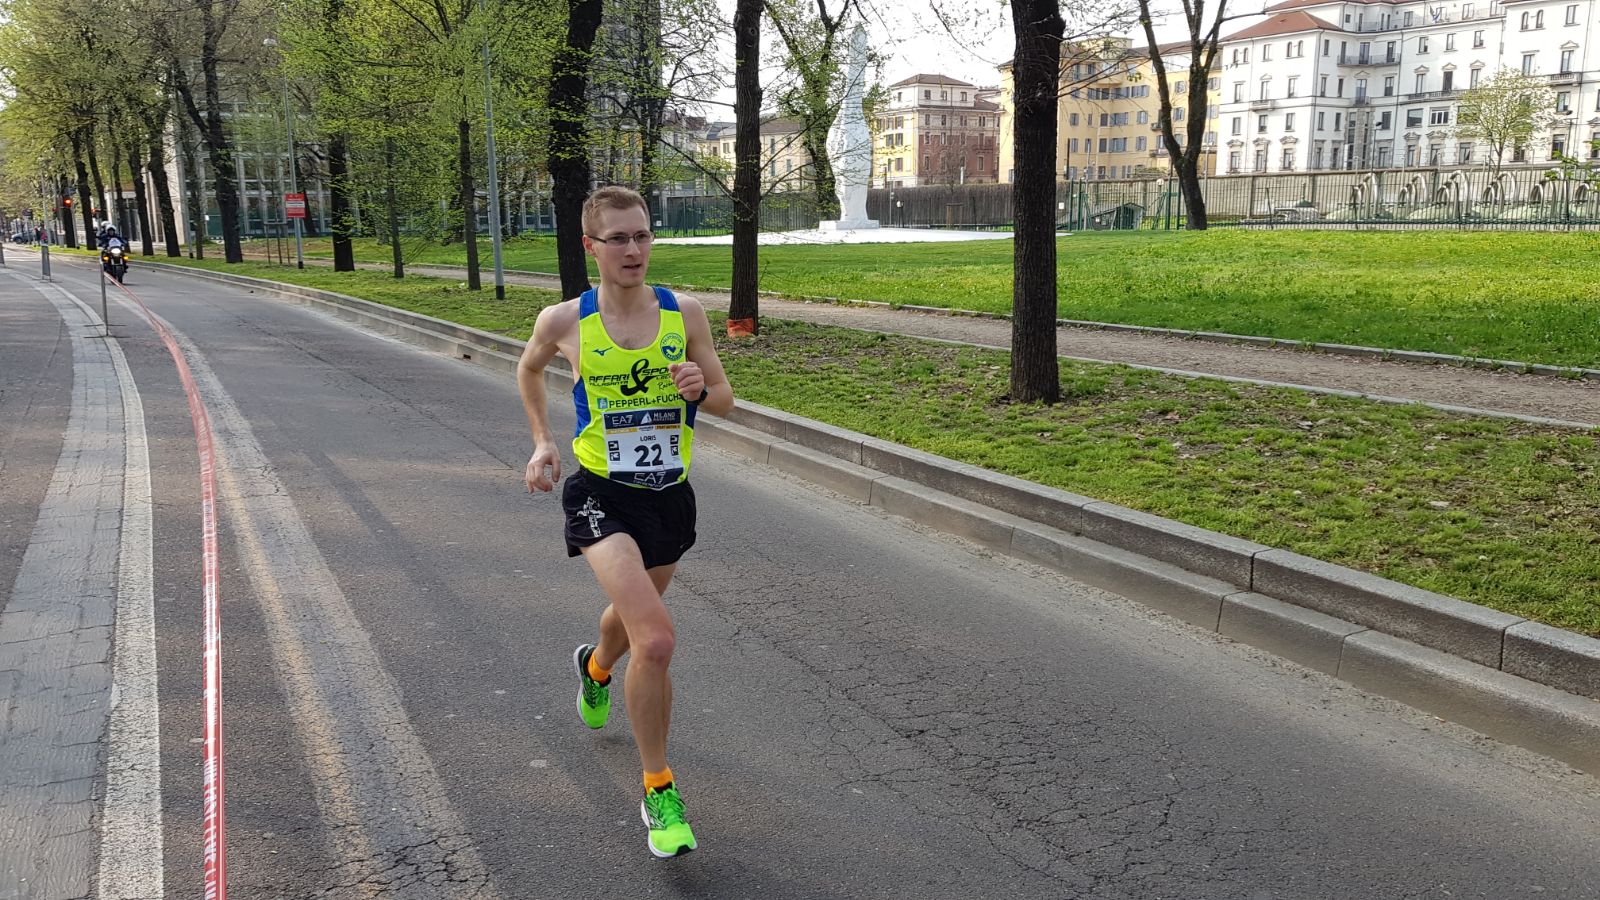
left=997, top=38, right=1221, bottom=182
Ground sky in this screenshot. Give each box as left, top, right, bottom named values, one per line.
left=704, top=0, right=1260, bottom=111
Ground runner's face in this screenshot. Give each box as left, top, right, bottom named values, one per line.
left=585, top=205, right=652, bottom=288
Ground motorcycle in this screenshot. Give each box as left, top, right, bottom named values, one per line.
left=101, top=244, right=128, bottom=283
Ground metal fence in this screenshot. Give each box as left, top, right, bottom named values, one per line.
left=839, top=167, right=1600, bottom=232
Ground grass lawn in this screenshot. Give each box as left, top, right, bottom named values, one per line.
left=268, top=229, right=1600, bottom=369
left=135, top=253, right=1600, bottom=635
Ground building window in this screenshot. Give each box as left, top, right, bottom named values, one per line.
left=1415, top=73, right=1426, bottom=93
left=1407, top=108, right=1423, bottom=127
left=1233, top=81, right=1244, bottom=102
left=1281, top=148, right=1295, bottom=170
left=1523, top=53, right=1537, bottom=75
left=1262, top=45, right=1272, bottom=61
left=1069, top=113, right=1079, bottom=126
left=1553, top=136, right=1567, bottom=158
left=1285, top=112, right=1296, bottom=130
left=1404, top=10, right=1414, bottom=25
left=1137, top=110, right=1149, bottom=124
left=1406, top=145, right=1418, bottom=166
left=1287, top=76, right=1299, bottom=97
left=1337, top=77, right=1345, bottom=97
left=1463, top=2, right=1475, bottom=18
left=1318, top=111, right=1326, bottom=130
left=1561, top=50, right=1575, bottom=73
left=1319, top=75, right=1328, bottom=96
left=1323, top=39, right=1330, bottom=56
left=1430, top=107, right=1450, bottom=125
left=1537, top=10, right=1545, bottom=27
left=1557, top=91, right=1572, bottom=112
left=1229, top=150, right=1242, bottom=171
left=895, top=158, right=903, bottom=171
left=1473, top=30, right=1484, bottom=48
left=1136, top=136, right=1147, bottom=151
left=1429, top=144, right=1442, bottom=165
left=1175, top=80, right=1188, bottom=93
left=960, top=91, right=967, bottom=101
left=1443, top=70, right=1454, bottom=92
left=1419, top=37, right=1430, bottom=54
left=1384, top=75, right=1395, bottom=96
left=1070, top=138, right=1079, bottom=153
left=1259, top=79, right=1270, bottom=100
left=1379, top=111, right=1393, bottom=130
left=1568, top=3, right=1580, bottom=24
left=923, top=90, right=931, bottom=99
left=1445, top=33, right=1455, bottom=51
left=1255, top=149, right=1268, bottom=171
left=1258, top=114, right=1269, bottom=133
left=1231, top=116, right=1242, bottom=135
left=1521, top=11, right=1530, bottom=29
left=1333, top=112, right=1342, bottom=130
left=1458, top=143, right=1474, bottom=163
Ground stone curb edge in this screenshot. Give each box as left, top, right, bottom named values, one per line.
left=143, top=260, right=1600, bottom=775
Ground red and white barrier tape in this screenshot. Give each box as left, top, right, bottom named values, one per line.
left=105, top=271, right=228, bottom=899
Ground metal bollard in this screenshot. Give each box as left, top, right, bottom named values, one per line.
left=40, top=242, right=50, bottom=281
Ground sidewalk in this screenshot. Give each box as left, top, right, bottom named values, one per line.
left=270, top=253, right=1600, bottom=428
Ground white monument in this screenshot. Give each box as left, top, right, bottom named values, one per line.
left=819, top=25, right=879, bottom=231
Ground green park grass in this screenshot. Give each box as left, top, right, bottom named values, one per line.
left=127, top=252, right=1600, bottom=636
left=274, top=229, right=1600, bottom=369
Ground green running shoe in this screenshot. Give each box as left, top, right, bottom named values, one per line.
left=573, top=644, right=610, bottom=729
left=640, top=784, right=697, bottom=858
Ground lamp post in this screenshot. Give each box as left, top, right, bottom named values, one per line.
left=263, top=37, right=304, bottom=269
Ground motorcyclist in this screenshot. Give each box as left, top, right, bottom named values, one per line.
left=101, top=225, right=127, bottom=252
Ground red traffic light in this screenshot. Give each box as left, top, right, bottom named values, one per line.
left=62, top=197, right=73, bottom=207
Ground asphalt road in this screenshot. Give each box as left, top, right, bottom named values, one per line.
left=4, top=254, right=1600, bottom=899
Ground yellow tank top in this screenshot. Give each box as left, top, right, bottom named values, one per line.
left=571, top=287, right=695, bottom=489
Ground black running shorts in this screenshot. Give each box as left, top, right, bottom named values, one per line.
left=561, top=468, right=697, bottom=569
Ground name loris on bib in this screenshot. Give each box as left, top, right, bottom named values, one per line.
left=572, top=287, right=698, bottom=490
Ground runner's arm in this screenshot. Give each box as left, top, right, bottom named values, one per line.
left=518, top=307, right=566, bottom=491
left=670, top=298, right=734, bottom=417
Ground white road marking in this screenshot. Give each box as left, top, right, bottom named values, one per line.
left=0, top=273, right=163, bottom=899
left=133, top=301, right=500, bottom=898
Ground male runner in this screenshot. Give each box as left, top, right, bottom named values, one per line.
left=517, top=186, right=734, bottom=858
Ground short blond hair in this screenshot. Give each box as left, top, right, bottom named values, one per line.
left=581, top=186, right=650, bottom=236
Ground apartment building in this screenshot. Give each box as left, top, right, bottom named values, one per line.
left=995, top=38, right=1222, bottom=183
left=694, top=117, right=818, bottom=191
left=874, top=74, right=1003, bottom=187
left=1216, top=0, right=1599, bottom=174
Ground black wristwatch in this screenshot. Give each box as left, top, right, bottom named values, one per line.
left=690, top=387, right=709, bottom=404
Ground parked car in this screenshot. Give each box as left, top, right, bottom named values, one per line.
left=10, top=232, right=28, bottom=243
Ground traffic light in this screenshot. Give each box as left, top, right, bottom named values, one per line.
left=62, top=197, right=73, bottom=209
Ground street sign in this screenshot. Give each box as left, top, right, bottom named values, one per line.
left=285, top=192, right=307, bottom=219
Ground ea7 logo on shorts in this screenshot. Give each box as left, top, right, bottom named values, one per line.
left=661, top=333, right=685, bottom=362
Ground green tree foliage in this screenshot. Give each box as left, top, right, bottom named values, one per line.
left=1458, top=69, right=1560, bottom=177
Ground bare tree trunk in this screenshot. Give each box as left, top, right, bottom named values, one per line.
left=385, top=136, right=404, bottom=279
left=1008, top=0, right=1063, bottom=403
left=549, top=0, right=604, bottom=299
left=125, top=135, right=154, bottom=255
left=87, top=133, right=107, bottom=225
left=728, top=0, right=763, bottom=334
left=143, top=108, right=183, bottom=255
left=177, top=106, right=205, bottom=259
left=457, top=118, right=482, bottom=290
left=71, top=131, right=95, bottom=247
left=329, top=133, right=355, bottom=271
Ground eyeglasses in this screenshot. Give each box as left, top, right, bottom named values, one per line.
left=588, top=231, right=655, bottom=248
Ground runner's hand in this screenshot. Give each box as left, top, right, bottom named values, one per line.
left=526, top=445, right=561, bottom=493
left=669, top=362, right=705, bottom=401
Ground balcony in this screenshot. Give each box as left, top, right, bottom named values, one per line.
left=1336, top=53, right=1374, bottom=66
left=1249, top=98, right=1276, bottom=110
left=1549, top=70, right=1582, bottom=85
left=1405, top=89, right=1460, bottom=101
left=1352, top=94, right=1372, bottom=106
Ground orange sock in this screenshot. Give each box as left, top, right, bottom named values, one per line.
left=587, top=654, right=610, bottom=684
left=643, top=767, right=674, bottom=792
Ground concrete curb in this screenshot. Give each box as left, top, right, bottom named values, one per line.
left=140, top=260, right=1600, bottom=775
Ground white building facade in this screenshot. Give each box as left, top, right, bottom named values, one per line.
left=1217, top=0, right=1600, bottom=174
